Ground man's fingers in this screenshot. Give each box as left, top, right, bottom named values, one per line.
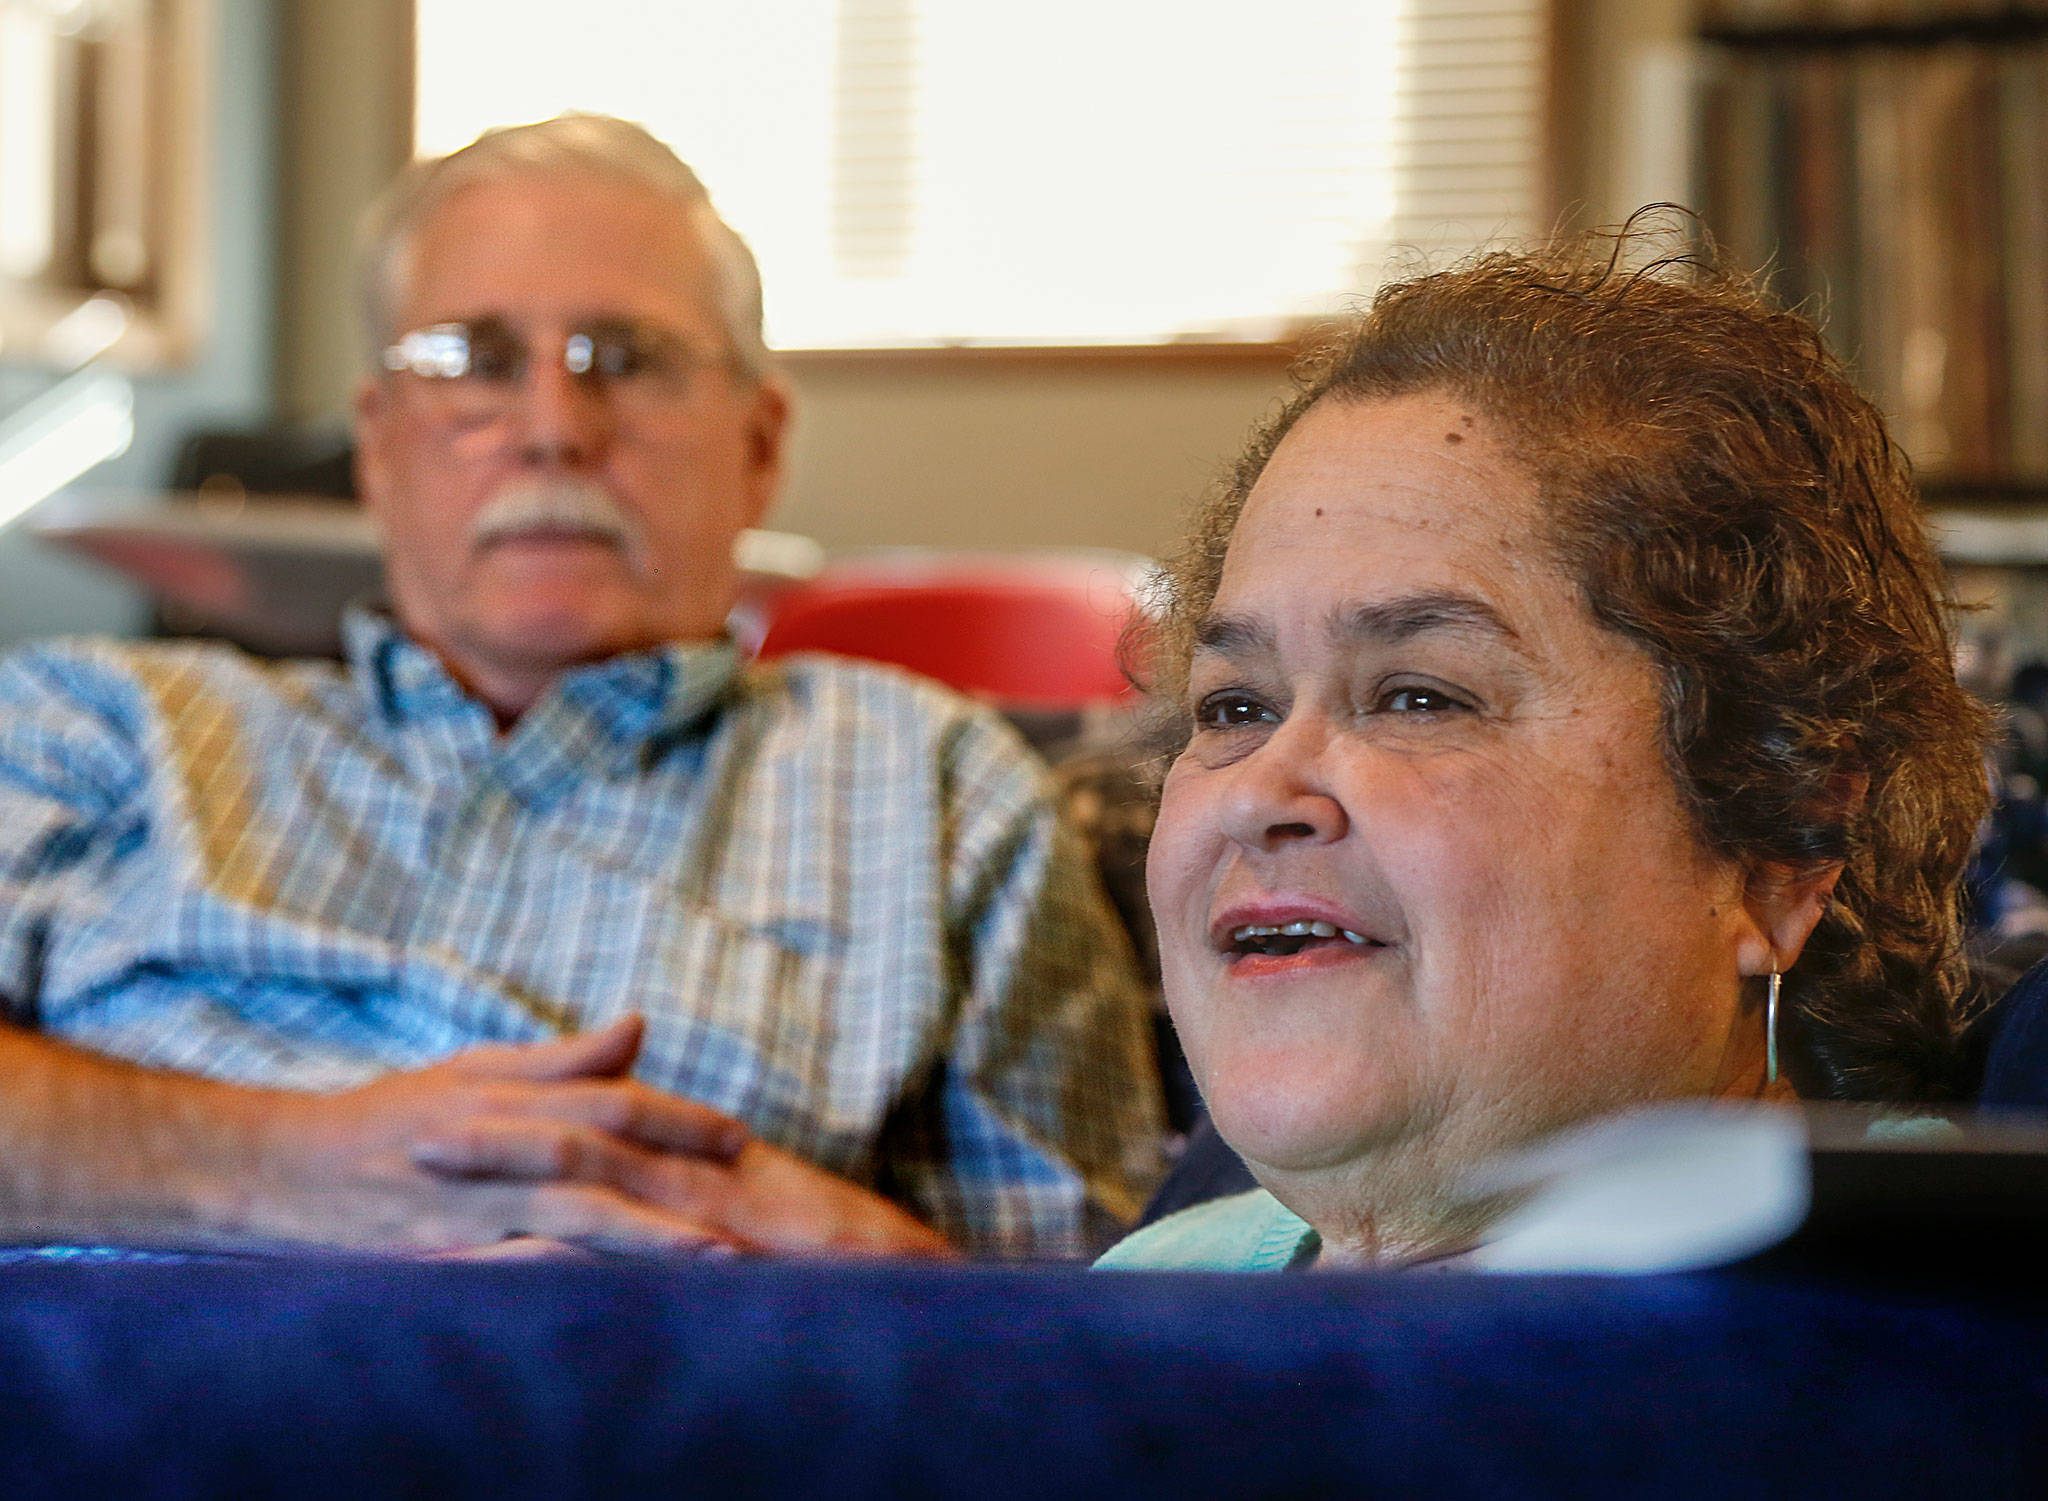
left=546, top=1080, right=749, bottom=1162
left=444, top=1015, right=644, bottom=1083
left=517, top=1182, right=753, bottom=1258
left=410, top=1117, right=628, bottom=1182
left=409, top=1117, right=732, bottom=1218
left=724, top=1142, right=957, bottom=1260
left=407, top=1124, right=950, bottom=1261
left=427, top=1179, right=745, bottom=1259
left=424, top=1080, right=747, bottom=1164
left=431, top=1234, right=735, bottom=1263
left=429, top=1235, right=593, bottom=1262
left=397, top=1018, right=748, bottom=1160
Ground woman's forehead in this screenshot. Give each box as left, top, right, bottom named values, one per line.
left=1221, top=394, right=1551, bottom=612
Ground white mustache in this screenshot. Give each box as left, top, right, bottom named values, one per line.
left=469, top=477, right=649, bottom=572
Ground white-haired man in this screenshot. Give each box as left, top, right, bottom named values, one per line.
left=0, top=116, right=1164, bottom=1260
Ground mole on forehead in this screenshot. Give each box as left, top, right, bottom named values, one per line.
left=1274, top=420, right=1504, bottom=483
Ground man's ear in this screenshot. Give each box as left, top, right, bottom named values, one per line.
left=740, top=377, right=792, bottom=528
left=1735, top=860, right=1845, bottom=977
left=352, top=375, right=391, bottom=524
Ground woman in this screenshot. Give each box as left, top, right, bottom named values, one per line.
left=1102, top=230, right=1993, bottom=1271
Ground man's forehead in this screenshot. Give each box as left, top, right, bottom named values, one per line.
left=397, top=173, right=720, bottom=330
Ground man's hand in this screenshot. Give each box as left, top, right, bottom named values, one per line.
left=236, top=1016, right=756, bottom=1256
left=709, top=1139, right=958, bottom=1259
left=412, top=1130, right=956, bottom=1260
left=398, top=1025, right=955, bottom=1260
left=0, top=1016, right=950, bottom=1260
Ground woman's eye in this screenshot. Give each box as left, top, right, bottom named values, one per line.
left=1376, top=684, right=1469, bottom=714
left=1194, top=691, right=1277, bottom=729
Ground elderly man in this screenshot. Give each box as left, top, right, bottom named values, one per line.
left=0, top=116, right=1163, bottom=1260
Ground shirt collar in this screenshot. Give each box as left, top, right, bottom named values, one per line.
left=341, top=605, right=742, bottom=754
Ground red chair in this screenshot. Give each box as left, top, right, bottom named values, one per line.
left=747, top=549, right=1152, bottom=712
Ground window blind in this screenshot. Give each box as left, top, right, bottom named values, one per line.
left=415, top=0, right=1549, bottom=349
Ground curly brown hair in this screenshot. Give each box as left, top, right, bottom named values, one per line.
left=1144, top=222, right=1994, bottom=1103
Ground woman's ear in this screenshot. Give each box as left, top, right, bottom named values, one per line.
left=1735, top=861, right=1845, bottom=977
left=1735, top=771, right=1866, bottom=975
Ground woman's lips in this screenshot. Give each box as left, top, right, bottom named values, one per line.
left=1210, top=905, right=1393, bottom=978
left=1224, top=934, right=1390, bottom=980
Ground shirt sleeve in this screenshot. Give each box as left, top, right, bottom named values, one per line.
left=0, top=643, right=150, bottom=1028
left=878, top=709, right=1168, bottom=1260
left=0, top=643, right=388, bottom=1090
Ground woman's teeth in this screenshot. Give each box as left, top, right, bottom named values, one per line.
left=1229, top=920, right=1374, bottom=954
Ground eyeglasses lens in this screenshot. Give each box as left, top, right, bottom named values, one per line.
left=384, top=320, right=709, bottom=425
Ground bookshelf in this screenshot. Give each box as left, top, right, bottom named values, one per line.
left=1691, top=1, right=2048, bottom=502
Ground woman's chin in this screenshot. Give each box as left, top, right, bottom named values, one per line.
left=1206, top=1078, right=1414, bottom=1178
left=1196, top=1040, right=1417, bottom=1171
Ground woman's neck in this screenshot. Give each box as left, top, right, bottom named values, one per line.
left=1257, top=1138, right=1498, bottom=1271
left=1261, top=1074, right=1802, bottom=1270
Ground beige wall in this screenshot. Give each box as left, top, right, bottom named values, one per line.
left=275, top=0, right=413, bottom=424
left=774, top=355, right=1289, bottom=557
left=274, top=0, right=1688, bottom=562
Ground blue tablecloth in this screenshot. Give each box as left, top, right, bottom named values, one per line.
left=0, top=1255, right=2039, bottom=1497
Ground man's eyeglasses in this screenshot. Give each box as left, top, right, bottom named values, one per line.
left=380, top=317, right=729, bottom=426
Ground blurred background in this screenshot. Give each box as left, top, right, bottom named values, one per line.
left=0, top=0, right=2041, bottom=644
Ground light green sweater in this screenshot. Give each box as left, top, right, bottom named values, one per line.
left=1094, top=1190, right=1318, bottom=1271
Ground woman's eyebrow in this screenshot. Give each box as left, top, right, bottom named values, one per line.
left=1192, top=612, right=1276, bottom=660
left=1330, top=591, right=1525, bottom=650
left=1192, top=591, right=1528, bottom=664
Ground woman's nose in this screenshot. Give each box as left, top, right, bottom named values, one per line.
left=1215, top=717, right=1348, bottom=851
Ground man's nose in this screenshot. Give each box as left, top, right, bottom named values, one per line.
left=511, top=352, right=615, bottom=465
left=1215, top=714, right=1349, bottom=852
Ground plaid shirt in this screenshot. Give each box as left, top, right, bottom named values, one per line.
left=0, top=613, right=1165, bottom=1257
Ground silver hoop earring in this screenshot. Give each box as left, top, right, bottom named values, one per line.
left=1766, top=969, right=1781, bottom=1086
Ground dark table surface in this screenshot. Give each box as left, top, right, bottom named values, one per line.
left=0, top=1252, right=2040, bottom=1498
